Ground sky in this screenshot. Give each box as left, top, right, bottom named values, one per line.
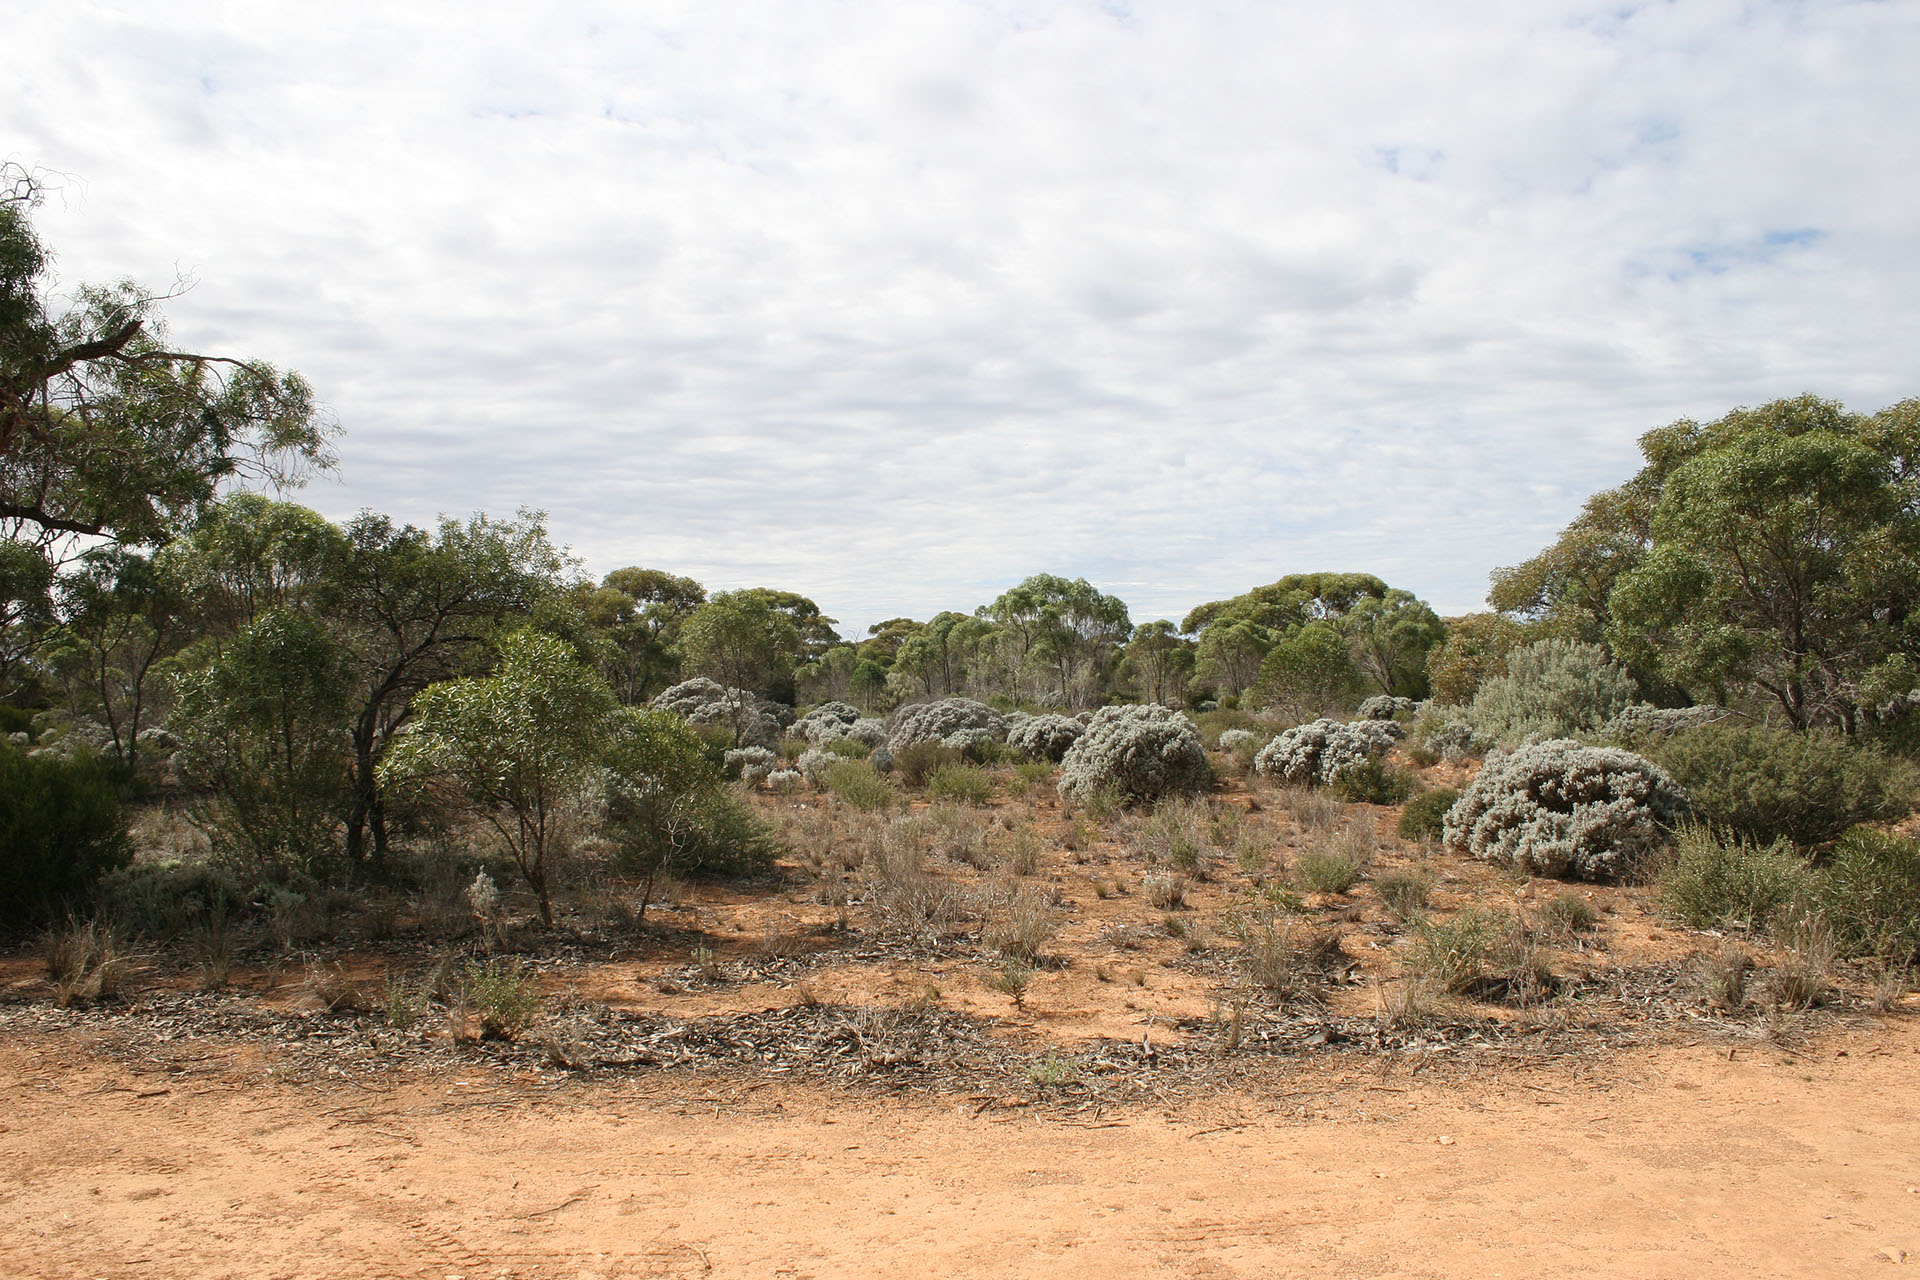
left=7, top=1, right=1918, bottom=636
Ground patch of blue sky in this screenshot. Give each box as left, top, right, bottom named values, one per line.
left=1657, top=227, right=1828, bottom=279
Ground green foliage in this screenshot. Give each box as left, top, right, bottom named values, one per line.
left=1424, top=612, right=1526, bottom=707
left=1466, top=639, right=1638, bottom=745
left=0, top=743, right=131, bottom=932
left=0, top=164, right=334, bottom=550
left=1397, top=787, right=1459, bottom=841
left=892, top=741, right=963, bottom=788
left=1341, top=589, right=1446, bottom=699
left=1817, top=829, right=1920, bottom=965
left=678, top=590, right=804, bottom=698
left=1328, top=758, right=1413, bottom=805
left=462, top=957, right=542, bottom=1040
left=1608, top=412, right=1918, bottom=731
left=1647, top=723, right=1912, bottom=848
left=100, top=860, right=243, bottom=940
left=603, top=705, right=776, bottom=884
left=1247, top=621, right=1363, bottom=719
left=173, top=608, right=356, bottom=876
left=1122, top=619, right=1196, bottom=706
left=926, top=761, right=995, bottom=806
left=822, top=759, right=899, bottom=812
left=1295, top=848, right=1366, bottom=894
left=1183, top=572, right=1390, bottom=636
left=380, top=629, right=622, bottom=923
left=1657, top=824, right=1815, bottom=932
left=980, top=573, right=1131, bottom=708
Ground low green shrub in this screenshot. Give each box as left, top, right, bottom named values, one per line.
left=1817, top=828, right=1920, bottom=965
left=1329, top=759, right=1414, bottom=805
left=1648, top=724, right=1912, bottom=848
left=893, top=742, right=963, bottom=788
left=0, top=744, right=132, bottom=933
left=1296, top=848, right=1365, bottom=894
left=1397, top=788, right=1459, bottom=841
left=926, top=762, right=995, bottom=806
left=822, top=760, right=899, bottom=812
left=1657, top=824, right=1814, bottom=932
left=463, top=958, right=542, bottom=1040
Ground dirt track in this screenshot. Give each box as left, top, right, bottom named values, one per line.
left=4, top=1018, right=1918, bottom=1279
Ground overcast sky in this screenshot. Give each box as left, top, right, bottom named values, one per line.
left=8, top=1, right=1917, bottom=635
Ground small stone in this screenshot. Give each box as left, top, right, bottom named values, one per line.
left=1873, top=1247, right=1907, bottom=1264
left=1436, top=1135, right=1455, bottom=1146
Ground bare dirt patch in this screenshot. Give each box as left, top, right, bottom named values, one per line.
left=3, top=1018, right=1918, bottom=1279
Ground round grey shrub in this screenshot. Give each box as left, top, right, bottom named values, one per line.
left=767, top=768, right=803, bottom=793
left=723, top=746, right=776, bottom=781
left=940, top=727, right=997, bottom=758
left=846, top=718, right=888, bottom=748
left=651, top=677, right=786, bottom=748
left=1466, top=639, right=1637, bottom=746
left=1253, top=718, right=1402, bottom=786
left=888, top=698, right=1008, bottom=752
left=791, top=701, right=862, bottom=744
left=1215, top=728, right=1258, bottom=753
left=1358, top=695, right=1416, bottom=721
left=1443, top=738, right=1688, bottom=881
left=796, top=748, right=838, bottom=786
left=868, top=744, right=894, bottom=774
left=1008, top=713, right=1085, bottom=762
left=1057, top=704, right=1209, bottom=805
left=1410, top=713, right=1478, bottom=761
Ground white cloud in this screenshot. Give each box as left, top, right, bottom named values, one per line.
left=8, top=0, right=1919, bottom=634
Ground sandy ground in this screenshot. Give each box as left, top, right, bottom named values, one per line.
left=4, top=1018, right=1919, bottom=1280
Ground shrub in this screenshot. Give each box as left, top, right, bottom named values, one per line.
left=1466, top=639, right=1638, bottom=746
left=1397, top=787, right=1459, bottom=842
left=796, top=748, right=838, bottom=787
left=1215, top=728, right=1258, bottom=753
left=1329, top=758, right=1414, bottom=805
left=892, top=742, right=962, bottom=787
left=1443, top=738, right=1687, bottom=882
left=1657, top=824, right=1814, bottom=932
left=1358, top=695, right=1416, bottom=721
left=1408, top=712, right=1477, bottom=762
left=926, top=762, right=995, bottom=806
left=822, top=736, right=870, bottom=760
left=1646, top=724, right=1912, bottom=848
left=1372, top=869, right=1433, bottom=922
left=1143, top=873, right=1190, bottom=909
left=1007, top=713, right=1085, bottom=762
left=1135, top=800, right=1207, bottom=871
left=767, top=768, right=802, bottom=793
left=821, top=760, right=898, bottom=812
left=1405, top=908, right=1553, bottom=1003
left=462, top=958, right=542, bottom=1040
left=0, top=743, right=132, bottom=932
left=1057, top=704, right=1210, bottom=806
left=1605, top=703, right=1735, bottom=741
left=888, top=698, right=1007, bottom=752
left=1817, top=829, right=1920, bottom=964
left=723, top=746, right=776, bottom=781
left=101, top=860, right=244, bottom=940
left=846, top=718, right=888, bottom=748
left=1296, top=848, right=1366, bottom=894
left=1542, top=892, right=1600, bottom=934
left=1253, top=717, right=1401, bottom=787
left=651, top=677, right=786, bottom=748
left=790, top=701, right=861, bottom=744
left=939, top=727, right=1000, bottom=760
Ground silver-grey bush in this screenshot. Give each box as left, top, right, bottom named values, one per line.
left=1057, top=704, right=1210, bottom=805
left=1443, top=738, right=1688, bottom=881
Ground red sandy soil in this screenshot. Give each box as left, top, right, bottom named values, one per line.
left=3, top=1016, right=1917, bottom=1280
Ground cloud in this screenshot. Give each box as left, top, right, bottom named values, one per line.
left=8, top=0, right=1920, bottom=634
